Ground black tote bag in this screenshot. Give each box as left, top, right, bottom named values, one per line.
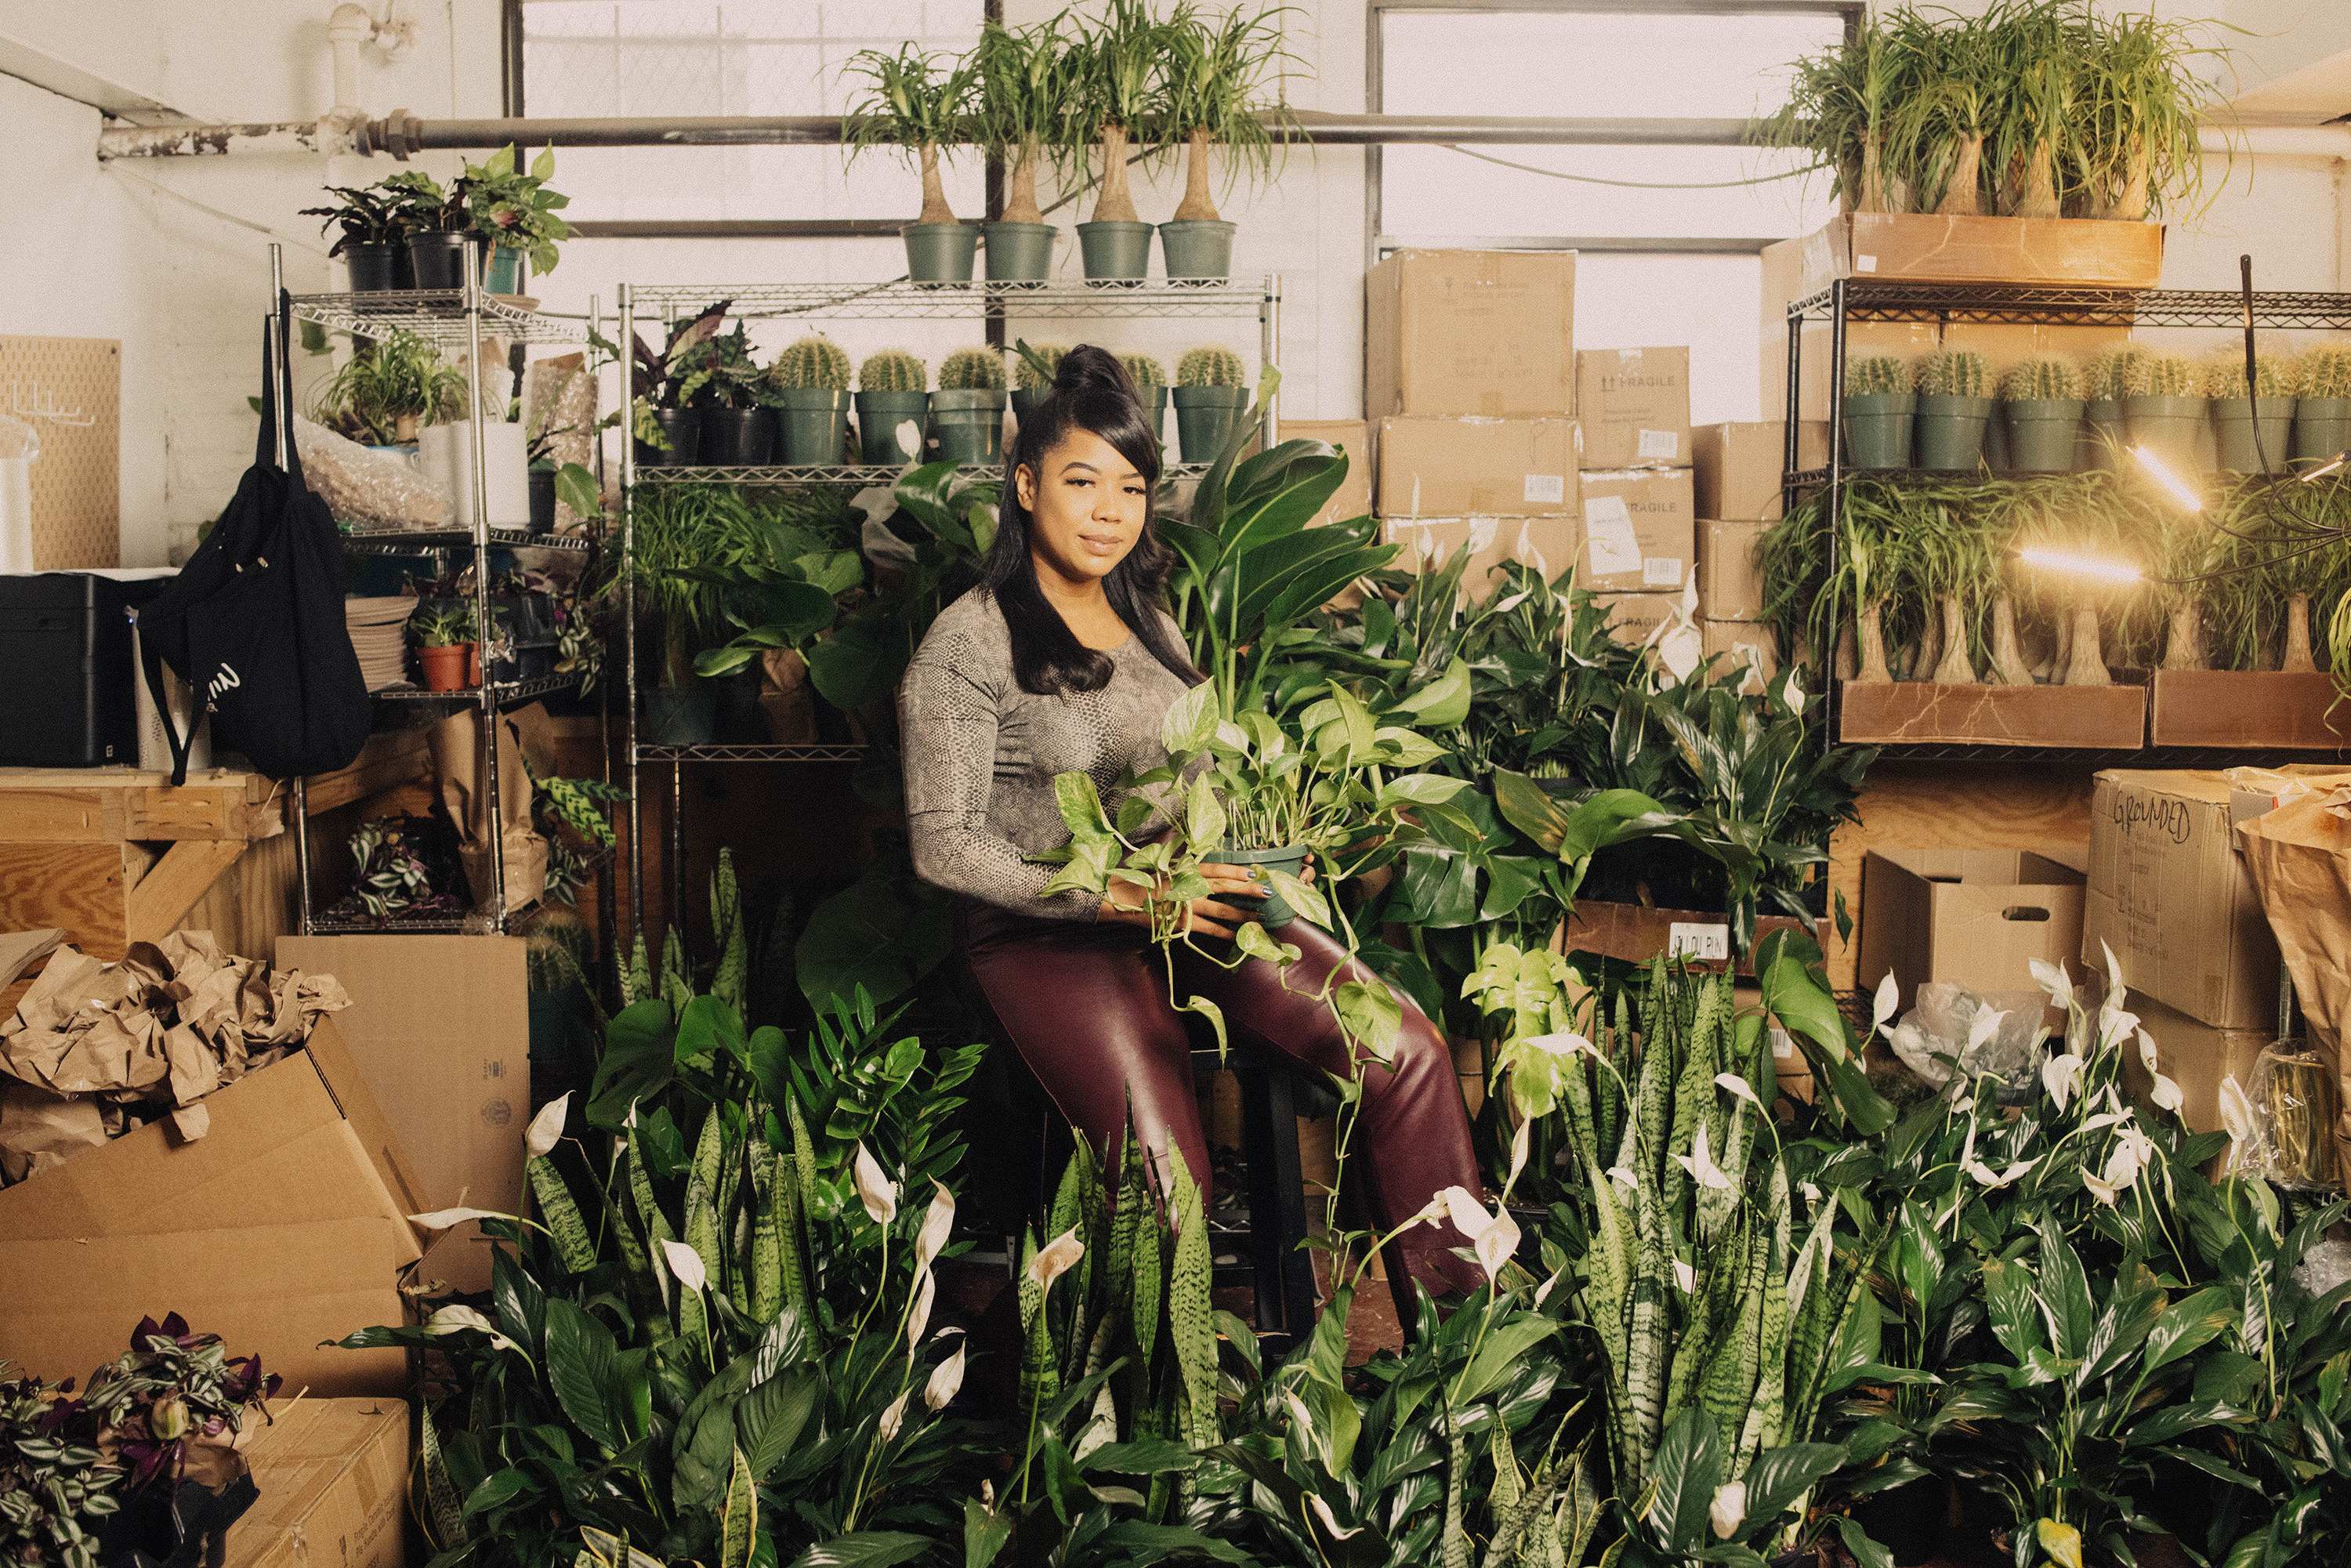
left=139, top=295, right=370, bottom=786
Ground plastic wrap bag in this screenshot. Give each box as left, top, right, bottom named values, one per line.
left=2293, top=1238, right=2351, bottom=1297
left=521, top=353, right=601, bottom=533
left=2222, top=1043, right=2343, bottom=1190
left=292, top=415, right=452, bottom=531
left=1886, top=981, right=2048, bottom=1095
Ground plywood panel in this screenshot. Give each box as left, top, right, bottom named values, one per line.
left=0, top=843, right=129, bottom=957
left=0, top=335, right=120, bottom=570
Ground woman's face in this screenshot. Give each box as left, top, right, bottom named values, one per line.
left=1016, top=425, right=1148, bottom=589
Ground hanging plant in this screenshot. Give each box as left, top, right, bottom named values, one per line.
left=842, top=43, right=981, bottom=228
left=1161, top=2, right=1298, bottom=225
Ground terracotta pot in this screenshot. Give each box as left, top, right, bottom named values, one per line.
left=418, top=643, right=473, bottom=692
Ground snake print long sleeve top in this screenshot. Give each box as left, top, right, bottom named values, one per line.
left=899, top=589, right=1195, bottom=921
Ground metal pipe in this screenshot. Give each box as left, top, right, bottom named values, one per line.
left=619, top=284, right=643, bottom=947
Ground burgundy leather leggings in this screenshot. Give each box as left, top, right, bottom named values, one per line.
left=958, top=901, right=1487, bottom=1310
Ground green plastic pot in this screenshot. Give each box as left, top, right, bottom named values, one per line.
left=484, top=245, right=526, bottom=295
left=1158, top=219, right=1236, bottom=281
left=929, top=389, right=1005, bottom=465
left=2005, top=398, right=2085, bottom=473
left=1010, top=388, right=1053, bottom=440
left=2125, top=395, right=2208, bottom=475
left=1915, top=393, right=1993, bottom=471
left=903, top=223, right=979, bottom=284
left=1204, top=845, right=1312, bottom=931
left=642, top=684, right=716, bottom=747
left=697, top=406, right=773, bottom=467
left=2294, top=398, right=2351, bottom=469
left=1076, top=219, right=1154, bottom=283
left=1142, top=386, right=1168, bottom=444
left=984, top=221, right=1056, bottom=283
left=2212, top=395, right=2296, bottom=473
left=856, top=391, right=929, bottom=466
left=1981, top=410, right=2010, bottom=471
left=1173, top=386, right=1249, bottom=463
left=2081, top=398, right=2124, bottom=473
left=1840, top=392, right=1915, bottom=469
left=774, top=389, right=850, bottom=465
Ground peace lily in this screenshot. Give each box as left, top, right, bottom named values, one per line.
left=1502, top=1117, right=1531, bottom=1199
left=524, top=1092, right=571, bottom=1159
left=923, top=1341, right=966, bottom=1410
left=1672, top=1258, right=1699, bottom=1293
left=1309, top=1496, right=1364, bottom=1541
left=661, top=1238, right=708, bottom=1295
left=2043, top=1053, right=2085, bottom=1113
left=913, top=1180, right=956, bottom=1273
left=409, top=1205, right=521, bottom=1231
left=426, top=1304, right=523, bottom=1356
left=1966, top=1005, right=2009, bottom=1056
left=1607, top=1164, right=1639, bottom=1192
left=1027, top=1226, right=1084, bottom=1290
left=1710, top=1480, right=1748, bottom=1541
left=877, top=1389, right=911, bottom=1442
left=1439, top=1185, right=1521, bottom=1282
left=1965, top=1157, right=2037, bottom=1190
left=1715, top=1072, right=1763, bottom=1112
left=853, top=1142, right=898, bottom=1226
left=2029, top=957, right=2075, bottom=1013
left=907, top=1270, right=937, bottom=1348
left=2139, top=1029, right=2184, bottom=1114
left=2219, top=1075, right=2258, bottom=1171
left=1674, top=1122, right=1734, bottom=1192
left=1871, top=972, right=1900, bottom=1037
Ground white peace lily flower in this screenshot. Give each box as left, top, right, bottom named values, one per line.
left=1534, top=1266, right=1567, bottom=1309
left=524, top=1093, right=571, bottom=1160
left=907, top=1269, right=936, bottom=1348
left=2118, top=1122, right=2160, bottom=1167
left=923, top=1342, right=966, bottom=1410
left=2219, top=1077, right=2258, bottom=1171
left=2043, top=1054, right=2085, bottom=1114
left=2098, top=1005, right=2141, bottom=1055
left=1967, top=1007, right=2009, bottom=1054
left=1308, top=1496, right=1364, bottom=1541
left=1778, top=668, right=1805, bottom=712
left=1475, top=1204, right=1522, bottom=1283
left=425, top=1305, right=523, bottom=1354
left=2150, top=1071, right=2183, bottom=1115
left=2103, top=940, right=2126, bottom=1001
left=914, top=1181, right=956, bottom=1273
left=1801, top=1182, right=1823, bottom=1204
left=660, top=1239, right=708, bottom=1295
left=1027, top=1227, right=1085, bottom=1289
left=1966, top=1157, right=2038, bottom=1190
left=2102, top=1141, right=2143, bottom=1195
left=853, top=1143, right=898, bottom=1226
left=408, top=1206, right=519, bottom=1231
left=1504, top=1117, right=1532, bottom=1197
left=1607, top=1165, right=1639, bottom=1192
left=1672, top=1258, right=1698, bottom=1293
left=1871, top=972, right=1900, bottom=1037
left=2137, top=1029, right=2162, bottom=1075
left=2078, top=1110, right=2128, bottom=1135
left=1674, top=1124, right=1734, bottom=1192
left=1710, top=1481, right=1748, bottom=1541
left=1442, top=1185, right=1492, bottom=1238
left=2084, top=1172, right=2118, bottom=1206
left=1524, top=1030, right=1596, bottom=1059
left=1715, top=1072, right=1764, bottom=1111
left=877, top=1389, right=911, bottom=1441
left=2030, top=958, right=2075, bottom=1012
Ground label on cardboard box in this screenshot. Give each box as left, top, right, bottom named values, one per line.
left=1638, top=429, right=1681, bottom=462
left=1643, top=556, right=1683, bottom=587
left=1576, top=347, right=1692, bottom=469
left=1376, top=416, right=1578, bottom=518
left=1523, top=473, right=1566, bottom=505
left=1584, top=496, right=1641, bottom=577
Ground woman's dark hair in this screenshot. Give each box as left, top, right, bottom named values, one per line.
left=981, top=342, right=1203, bottom=695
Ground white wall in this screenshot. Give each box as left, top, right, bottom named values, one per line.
left=6, top=0, right=2351, bottom=562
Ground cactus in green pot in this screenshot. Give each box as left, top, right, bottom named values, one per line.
left=1177, top=346, right=1246, bottom=387
left=2293, top=343, right=2351, bottom=469
left=1917, top=348, right=1988, bottom=400
left=2126, top=350, right=2199, bottom=398
left=858, top=349, right=927, bottom=392
left=1999, top=355, right=2084, bottom=402
left=2201, top=347, right=2293, bottom=400
left=1845, top=354, right=1914, bottom=397
left=1120, top=353, right=1167, bottom=393
left=2085, top=346, right=2146, bottom=402
left=2296, top=344, right=2351, bottom=400
left=938, top=347, right=1006, bottom=392
left=767, top=335, right=853, bottom=465
left=769, top=335, right=853, bottom=392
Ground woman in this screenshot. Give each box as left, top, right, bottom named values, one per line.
left=898, top=345, right=1485, bottom=1311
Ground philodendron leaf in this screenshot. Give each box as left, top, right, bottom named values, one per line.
left=1259, top=865, right=1328, bottom=928
left=1376, top=773, right=1471, bottom=812
left=1233, top=922, right=1300, bottom=968
left=1161, top=679, right=1219, bottom=753
left=1333, top=980, right=1401, bottom=1066
left=1052, top=771, right=1114, bottom=838
left=1186, top=773, right=1226, bottom=852
left=1180, top=995, right=1228, bottom=1059
left=1390, top=657, right=1473, bottom=729
left=553, top=462, right=603, bottom=520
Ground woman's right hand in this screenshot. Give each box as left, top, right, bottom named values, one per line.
left=1100, top=861, right=1264, bottom=940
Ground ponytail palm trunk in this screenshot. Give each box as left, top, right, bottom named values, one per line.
left=915, top=143, right=955, bottom=226
left=1092, top=122, right=1140, bottom=223
left=2282, top=594, right=2319, bottom=673
left=1002, top=134, right=1045, bottom=226
left=1174, top=128, right=1218, bottom=223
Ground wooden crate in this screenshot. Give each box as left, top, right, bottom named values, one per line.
left=1838, top=682, right=2147, bottom=749
left=2149, top=670, right=2351, bottom=751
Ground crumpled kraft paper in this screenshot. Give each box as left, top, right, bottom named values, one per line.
left=0, top=932, right=350, bottom=1177
left=429, top=702, right=552, bottom=911
left=2238, top=788, right=2351, bottom=1178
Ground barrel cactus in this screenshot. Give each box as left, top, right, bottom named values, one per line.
left=2126, top=350, right=2200, bottom=398
left=2201, top=348, right=2293, bottom=399
left=1176, top=347, right=1245, bottom=388
left=1013, top=341, right=1070, bottom=390
left=1917, top=348, right=1988, bottom=399
left=768, top=335, right=852, bottom=391
left=858, top=349, right=927, bottom=393
left=2085, top=346, right=2147, bottom=401
left=1845, top=353, right=1913, bottom=397
left=1120, top=352, right=1167, bottom=392
left=2296, top=344, right=2351, bottom=400
left=1999, top=355, right=2084, bottom=402
left=939, top=347, right=1006, bottom=392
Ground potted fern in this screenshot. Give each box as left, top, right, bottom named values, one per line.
left=1121, top=351, right=1168, bottom=440
left=975, top=17, right=1070, bottom=284
left=932, top=347, right=1006, bottom=465
left=1067, top=0, right=1165, bottom=284
left=2125, top=349, right=2206, bottom=475
left=844, top=44, right=982, bottom=285
left=767, top=336, right=853, bottom=465
left=2205, top=346, right=2296, bottom=473
left=2293, top=344, right=2351, bottom=467
left=1172, top=347, right=1248, bottom=462
left=1010, top=339, right=1069, bottom=424
left=1158, top=3, right=1293, bottom=281
left=1842, top=353, right=1915, bottom=469
left=1914, top=347, right=1992, bottom=471
left=2082, top=345, right=2143, bottom=473
left=856, top=350, right=929, bottom=466
left=2000, top=354, right=2085, bottom=473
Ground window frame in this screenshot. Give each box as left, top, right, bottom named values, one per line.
left=1363, top=0, right=1863, bottom=267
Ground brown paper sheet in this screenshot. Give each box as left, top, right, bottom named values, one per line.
left=428, top=702, right=553, bottom=910
left=0, top=930, right=63, bottom=994
left=2237, top=788, right=2351, bottom=1175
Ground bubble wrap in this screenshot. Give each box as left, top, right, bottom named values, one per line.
left=292, top=415, right=452, bottom=531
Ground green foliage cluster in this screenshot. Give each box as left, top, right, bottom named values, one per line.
left=1119, top=352, right=1167, bottom=391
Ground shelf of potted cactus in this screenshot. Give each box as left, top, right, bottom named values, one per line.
left=2125, top=349, right=2206, bottom=474
left=767, top=336, right=856, bottom=464
left=1172, top=346, right=1249, bottom=461
left=1841, top=353, right=1915, bottom=469
left=932, top=346, right=1008, bottom=465
left=1010, top=339, right=1069, bottom=425
left=845, top=43, right=982, bottom=284
left=1914, top=347, right=1992, bottom=471
left=2293, top=344, right=2351, bottom=466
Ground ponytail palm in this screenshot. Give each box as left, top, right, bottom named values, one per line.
left=1161, top=1, right=1298, bottom=224
left=842, top=44, right=980, bottom=227
left=1067, top=0, right=1168, bottom=226
left=975, top=17, right=1075, bottom=229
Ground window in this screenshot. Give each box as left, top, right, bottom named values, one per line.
left=1371, top=2, right=1856, bottom=422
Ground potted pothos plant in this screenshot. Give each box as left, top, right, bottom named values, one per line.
left=1158, top=2, right=1295, bottom=281
left=844, top=43, right=983, bottom=284
left=463, top=142, right=571, bottom=294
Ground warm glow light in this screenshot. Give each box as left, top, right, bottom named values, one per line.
left=2018, top=547, right=2145, bottom=585
left=2130, top=444, right=2204, bottom=512
left=2299, top=452, right=2348, bottom=483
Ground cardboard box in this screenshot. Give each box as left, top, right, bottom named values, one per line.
left=1701, top=620, right=1778, bottom=696
left=1797, top=213, right=2166, bottom=292
left=1857, top=849, right=2088, bottom=1023
left=1591, top=591, right=1676, bottom=647
left=1693, top=422, right=1830, bottom=522
left=0, top=1017, right=422, bottom=1395
left=2149, top=671, right=2351, bottom=751
left=223, top=1397, right=409, bottom=1568
left=1575, top=347, right=1690, bottom=469
left=1376, top=417, right=1578, bottom=518
left=1366, top=249, right=1576, bottom=421
left=2118, top=989, right=2269, bottom=1159
left=1383, top=516, right=1576, bottom=599
left=1259, top=420, right=1371, bottom=529
left=1574, top=469, right=1695, bottom=592
left=2083, top=770, right=2284, bottom=1031
left=1838, top=682, right=2147, bottom=750
left=1698, top=519, right=1770, bottom=621
left=279, top=936, right=529, bottom=1296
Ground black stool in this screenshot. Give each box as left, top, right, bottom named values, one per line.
left=1193, top=1041, right=1320, bottom=1353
